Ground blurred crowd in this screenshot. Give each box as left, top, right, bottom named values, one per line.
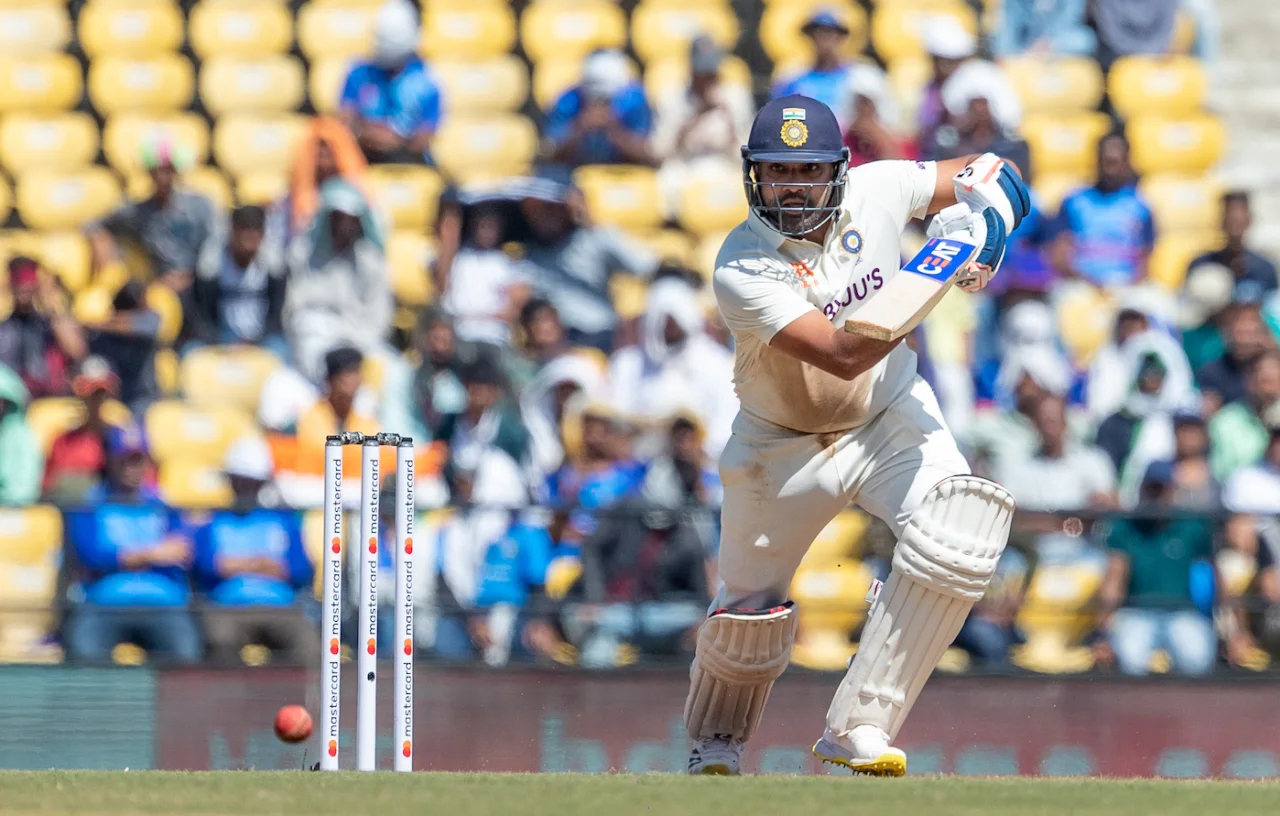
left=1, top=0, right=1277, bottom=677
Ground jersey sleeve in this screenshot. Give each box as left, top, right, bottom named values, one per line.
left=713, top=254, right=815, bottom=345
left=847, top=160, right=938, bottom=226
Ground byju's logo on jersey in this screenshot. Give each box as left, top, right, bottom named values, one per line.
left=839, top=228, right=863, bottom=255
left=904, top=237, right=977, bottom=283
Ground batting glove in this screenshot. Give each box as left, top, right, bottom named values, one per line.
left=926, top=203, right=1008, bottom=293
left=952, top=153, right=1031, bottom=234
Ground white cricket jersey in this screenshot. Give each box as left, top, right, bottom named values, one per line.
left=713, top=160, right=939, bottom=435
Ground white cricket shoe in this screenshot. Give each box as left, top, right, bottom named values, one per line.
left=687, top=736, right=743, bottom=776
left=812, top=725, right=907, bottom=777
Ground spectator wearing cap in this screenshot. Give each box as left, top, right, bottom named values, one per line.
left=0, top=256, right=86, bottom=399
left=841, top=64, right=914, bottom=167
left=42, top=357, right=124, bottom=504
left=1167, top=413, right=1219, bottom=510
left=339, top=0, right=442, bottom=164
left=434, top=198, right=530, bottom=351
left=1196, top=303, right=1275, bottom=411
left=63, top=424, right=202, bottom=665
left=0, top=363, right=42, bottom=506
left=285, top=178, right=392, bottom=384
left=991, top=0, right=1096, bottom=57
left=1187, top=192, right=1278, bottom=304
left=1209, top=351, right=1280, bottom=482
left=652, top=36, right=754, bottom=217
left=437, top=356, right=531, bottom=482
left=546, top=50, right=654, bottom=169
left=81, top=281, right=163, bottom=416
left=191, top=205, right=289, bottom=359
left=608, top=277, right=737, bottom=460
left=772, top=8, right=859, bottom=127
left=517, top=173, right=659, bottom=351
left=191, top=435, right=315, bottom=666
left=87, top=138, right=216, bottom=292
left=1095, top=461, right=1218, bottom=676
left=1051, top=132, right=1155, bottom=289
left=922, top=60, right=1031, bottom=180
left=917, top=16, right=977, bottom=138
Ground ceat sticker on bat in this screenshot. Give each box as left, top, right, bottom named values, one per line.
left=902, top=237, right=979, bottom=284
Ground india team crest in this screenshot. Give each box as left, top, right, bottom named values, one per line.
left=780, top=120, right=808, bottom=148
left=840, top=228, right=863, bottom=255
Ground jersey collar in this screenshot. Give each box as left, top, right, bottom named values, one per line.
left=745, top=207, right=852, bottom=253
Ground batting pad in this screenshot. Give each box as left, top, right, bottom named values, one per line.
left=685, top=603, right=798, bottom=743
left=826, top=476, right=1014, bottom=741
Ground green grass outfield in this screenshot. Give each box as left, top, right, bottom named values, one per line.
left=2, top=771, right=1279, bottom=816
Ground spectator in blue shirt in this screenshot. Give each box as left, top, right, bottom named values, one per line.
left=192, top=436, right=315, bottom=666
left=990, top=0, right=1096, bottom=57
left=546, top=403, right=646, bottom=548
left=63, top=425, right=202, bottom=664
left=772, top=8, right=858, bottom=127
left=545, top=50, right=655, bottom=168
left=1051, top=132, right=1156, bottom=289
left=339, top=0, right=442, bottom=164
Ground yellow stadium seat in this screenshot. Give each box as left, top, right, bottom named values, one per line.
left=0, top=505, right=61, bottom=571
left=609, top=275, right=649, bottom=321
left=199, top=56, right=306, bottom=115
left=791, top=627, right=855, bottom=671
left=0, top=112, right=97, bottom=175
left=886, top=56, right=931, bottom=135
left=574, top=165, right=663, bottom=231
left=235, top=170, right=289, bottom=205
left=0, top=4, right=70, bottom=56
left=102, top=113, right=211, bottom=176
left=790, top=559, right=875, bottom=632
left=127, top=165, right=233, bottom=212
left=643, top=55, right=752, bottom=106
left=366, top=164, right=445, bottom=231
left=179, top=344, right=283, bottom=414
left=387, top=231, right=435, bottom=306
left=1108, top=55, right=1207, bottom=119
left=296, top=2, right=376, bottom=61
left=433, top=57, right=530, bottom=115
left=212, top=114, right=306, bottom=178
left=760, top=0, right=867, bottom=66
left=1001, top=56, right=1103, bottom=116
left=25, top=397, right=131, bottom=453
left=159, top=460, right=233, bottom=509
left=88, top=55, right=195, bottom=114
left=676, top=163, right=748, bottom=236
left=154, top=346, right=179, bottom=396
left=433, top=114, right=537, bottom=183
left=71, top=286, right=115, bottom=325
left=803, top=509, right=868, bottom=565
left=0, top=505, right=63, bottom=658
left=78, top=0, right=184, bottom=58
left=636, top=228, right=695, bottom=267
left=1138, top=174, right=1223, bottom=234
left=694, top=230, right=728, bottom=281
left=631, top=0, right=740, bottom=64
left=8, top=230, right=91, bottom=294
left=421, top=2, right=517, bottom=60
left=144, top=400, right=255, bottom=466
left=533, top=57, right=641, bottom=111
left=188, top=0, right=294, bottom=58
left=0, top=54, right=83, bottom=113
left=1127, top=114, right=1225, bottom=176
left=871, top=1, right=976, bottom=64
left=307, top=58, right=350, bottom=116
left=520, top=0, right=628, bottom=63
left=1032, top=172, right=1087, bottom=217
left=144, top=282, right=183, bottom=345
left=1014, top=562, right=1102, bottom=653
left=1054, top=282, right=1114, bottom=366
left=16, top=168, right=121, bottom=231
left=1022, top=112, right=1111, bottom=177
left=1149, top=231, right=1221, bottom=291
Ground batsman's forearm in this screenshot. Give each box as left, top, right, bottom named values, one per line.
left=833, top=332, right=905, bottom=381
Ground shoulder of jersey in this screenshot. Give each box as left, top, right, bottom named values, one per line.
left=713, top=222, right=784, bottom=275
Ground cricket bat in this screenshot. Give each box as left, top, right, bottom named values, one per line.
left=843, top=235, right=980, bottom=342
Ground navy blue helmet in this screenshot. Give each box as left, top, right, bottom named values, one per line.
left=742, top=95, right=850, bottom=238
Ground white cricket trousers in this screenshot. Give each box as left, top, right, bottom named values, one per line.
left=714, top=376, right=970, bottom=610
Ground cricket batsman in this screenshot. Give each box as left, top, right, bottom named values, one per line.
left=684, top=95, right=1029, bottom=776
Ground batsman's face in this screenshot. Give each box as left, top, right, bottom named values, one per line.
left=756, top=161, right=835, bottom=235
